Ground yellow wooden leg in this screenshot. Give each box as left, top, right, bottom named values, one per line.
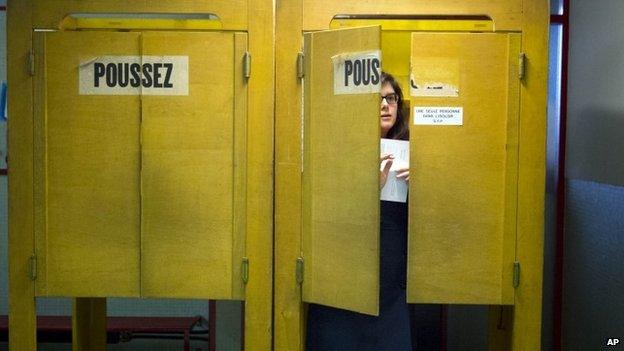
left=513, top=0, right=549, bottom=349
left=8, top=260, right=37, bottom=351
left=245, top=0, right=275, bottom=349
left=8, top=0, right=37, bottom=349
left=275, top=0, right=305, bottom=349
left=72, top=298, right=107, bottom=351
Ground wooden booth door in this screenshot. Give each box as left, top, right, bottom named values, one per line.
left=302, top=26, right=382, bottom=315
left=407, top=33, right=521, bottom=305
left=140, top=31, right=248, bottom=300
left=34, top=30, right=248, bottom=300
left=34, top=31, right=142, bottom=297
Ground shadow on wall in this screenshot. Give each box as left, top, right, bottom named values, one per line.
left=566, top=108, right=624, bottom=186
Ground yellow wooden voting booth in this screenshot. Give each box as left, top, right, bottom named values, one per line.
left=8, top=1, right=273, bottom=350
left=275, top=1, right=548, bottom=350
left=8, top=0, right=548, bottom=349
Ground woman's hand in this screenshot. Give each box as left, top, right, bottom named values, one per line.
left=395, top=167, right=409, bottom=181
left=380, top=154, right=394, bottom=189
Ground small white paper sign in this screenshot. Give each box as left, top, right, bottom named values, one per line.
left=380, top=138, right=409, bottom=203
left=79, top=55, right=189, bottom=96
left=332, top=50, right=381, bottom=95
left=414, top=107, right=463, bottom=126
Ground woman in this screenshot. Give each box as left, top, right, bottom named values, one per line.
left=306, top=72, right=411, bottom=350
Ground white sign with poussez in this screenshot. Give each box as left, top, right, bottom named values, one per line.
left=79, top=56, right=189, bottom=96
left=332, top=50, right=381, bottom=95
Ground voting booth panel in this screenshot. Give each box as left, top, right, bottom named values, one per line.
left=33, top=30, right=247, bottom=300
left=10, top=1, right=275, bottom=350
left=300, top=26, right=521, bottom=314
left=407, top=33, right=521, bottom=305
left=276, top=2, right=547, bottom=351
left=302, top=26, right=381, bottom=316
left=140, top=31, right=247, bottom=300
left=34, top=31, right=142, bottom=297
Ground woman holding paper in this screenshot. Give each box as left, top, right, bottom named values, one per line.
left=380, top=72, right=410, bottom=191
left=307, top=72, right=412, bottom=350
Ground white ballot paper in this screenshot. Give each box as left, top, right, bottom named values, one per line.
left=380, top=138, right=409, bottom=203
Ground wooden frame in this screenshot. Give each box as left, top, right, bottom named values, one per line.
left=8, top=0, right=547, bottom=349
left=275, top=1, right=548, bottom=350
left=8, top=1, right=273, bottom=349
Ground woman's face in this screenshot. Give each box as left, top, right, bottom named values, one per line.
left=380, top=83, right=398, bottom=138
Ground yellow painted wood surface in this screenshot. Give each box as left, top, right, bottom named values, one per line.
left=277, top=3, right=546, bottom=349
left=275, top=0, right=305, bottom=349
left=8, top=0, right=38, bottom=348
left=11, top=1, right=274, bottom=350
left=8, top=2, right=546, bottom=351
left=503, top=34, right=522, bottom=306
left=329, top=19, right=495, bottom=103
left=232, top=32, right=249, bottom=301
left=407, top=33, right=520, bottom=305
left=511, top=0, right=549, bottom=349
left=302, top=26, right=381, bottom=316
left=72, top=298, right=107, bottom=351
left=32, top=30, right=250, bottom=300
left=34, top=31, right=142, bottom=297
left=32, top=0, right=247, bottom=30
left=33, top=29, right=46, bottom=298
left=244, top=0, right=274, bottom=349
left=303, top=0, right=522, bottom=31
left=140, top=31, right=246, bottom=300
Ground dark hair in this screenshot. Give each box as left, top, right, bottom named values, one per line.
left=381, top=72, right=409, bottom=140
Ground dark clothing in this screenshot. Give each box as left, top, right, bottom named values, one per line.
left=306, top=201, right=412, bottom=351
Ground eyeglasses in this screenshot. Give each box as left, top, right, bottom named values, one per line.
left=381, top=93, right=399, bottom=105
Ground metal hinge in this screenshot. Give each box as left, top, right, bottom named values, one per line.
left=518, top=53, right=526, bottom=80
left=297, top=52, right=304, bottom=78
left=28, top=255, right=37, bottom=280
left=241, top=257, right=249, bottom=284
left=243, top=52, right=251, bottom=79
left=28, top=50, right=35, bottom=76
left=513, top=261, right=520, bottom=288
left=296, top=257, right=304, bottom=284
